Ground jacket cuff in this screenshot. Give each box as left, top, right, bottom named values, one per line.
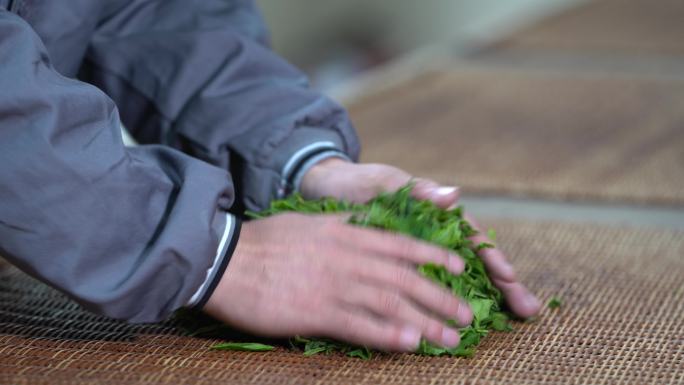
left=187, top=213, right=242, bottom=309
left=240, top=126, right=354, bottom=211
left=274, top=127, right=351, bottom=197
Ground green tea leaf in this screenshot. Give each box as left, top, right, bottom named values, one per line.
left=470, top=298, right=494, bottom=322
left=183, top=184, right=514, bottom=359
left=548, top=296, right=562, bottom=309
left=490, top=312, right=513, bottom=332
left=303, top=346, right=329, bottom=356
left=347, top=348, right=372, bottom=360
left=211, top=342, right=275, bottom=351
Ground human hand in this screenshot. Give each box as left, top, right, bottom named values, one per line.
left=300, top=158, right=461, bottom=209
left=300, top=158, right=542, bottom=318
left=203, top=213, right=473, bottom=351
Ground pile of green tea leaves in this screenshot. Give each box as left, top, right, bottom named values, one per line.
left=178, top=184, right=511, bottom=359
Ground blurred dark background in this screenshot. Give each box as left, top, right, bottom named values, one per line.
left=257, top=0, right=582, bottom=92
left=258, top=0, right=684, bottom=227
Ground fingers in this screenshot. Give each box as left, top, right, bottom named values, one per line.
left=339, top=283, right=461, bottom=348
left=342, top=257, right=472, bottom=326
left=464, top=214, right=541, bottom=318
left=345, top=225, right=465, bottom=275
left=470, top=234, right=517, bottom=282
left=491, top=278, right=541, bottom=319
left=324, top=307, right=422, bottom=352
left=411, top=178, right=460, bottom=209
left=464, top=214, right=515, bottom=282
left=367, top=165, right=458, bottom=208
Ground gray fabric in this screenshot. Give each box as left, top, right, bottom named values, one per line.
left=0, top=0, right=360, bottom=323
left=77, top=0, right=361, bottom=211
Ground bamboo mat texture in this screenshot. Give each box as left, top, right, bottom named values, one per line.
left=489, top=0, right=684, bottom=56
left=347, top=69, right=684, bottom=205
left=1, top=220, right=682, bottom=385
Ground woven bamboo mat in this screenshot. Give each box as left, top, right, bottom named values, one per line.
left=491, top=0, right=684, bottom=56
left=1, top=220, right=683, bottom=385
left=347, top=69, right=684, bottom=205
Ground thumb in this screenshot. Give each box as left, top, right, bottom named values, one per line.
left=411, top=178, right=460, bottom=209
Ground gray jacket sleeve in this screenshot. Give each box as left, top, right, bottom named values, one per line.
left=0, top=10, right=240, bottom=323
left=78, top=0, right=361, bottom=211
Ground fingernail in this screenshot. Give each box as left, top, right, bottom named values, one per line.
left=399, top=327, right=421, bottom=351
left=434, top=186, right=457, bottom=196
left=441, top=328, right=460, bottom=348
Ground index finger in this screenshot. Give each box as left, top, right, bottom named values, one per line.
left=343, top=225, right=465, bottom=275
left=464, top=214, right=541, bottom=318
left=464, top=214, right=516, bottom=282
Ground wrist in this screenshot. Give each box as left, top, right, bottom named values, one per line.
left=300, top=157, right=350, bottom=199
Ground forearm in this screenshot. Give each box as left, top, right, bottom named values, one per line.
left=0, top=11, right=239, bottom=322
left=80, top=0, right=360, bottom=211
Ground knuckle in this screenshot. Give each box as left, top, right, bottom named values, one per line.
left=387, top=327, right=406, bottom=351
left=339, top=313, right=359, bottom=339
left=412, top=313, right=432, bottom=334
left=397, top=237, right=418, bottom=256
left=396, top=235, right=448, bottom=265
left=432, top=247, right=450, bottom=265
left=378, top=169, right=406, bottom=188
left=439, top=290, right=459, bottom=313
left=392, top=266, right=413, bottom=288
left=424, top=319, right=444, bottom=341
left=386, top=234, right=408, bottom=254
left=438, top=287, right=454, bottom=304
left=378, top=292, right=402, bottom=316
left=424, top=282, right=458, bottom=314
